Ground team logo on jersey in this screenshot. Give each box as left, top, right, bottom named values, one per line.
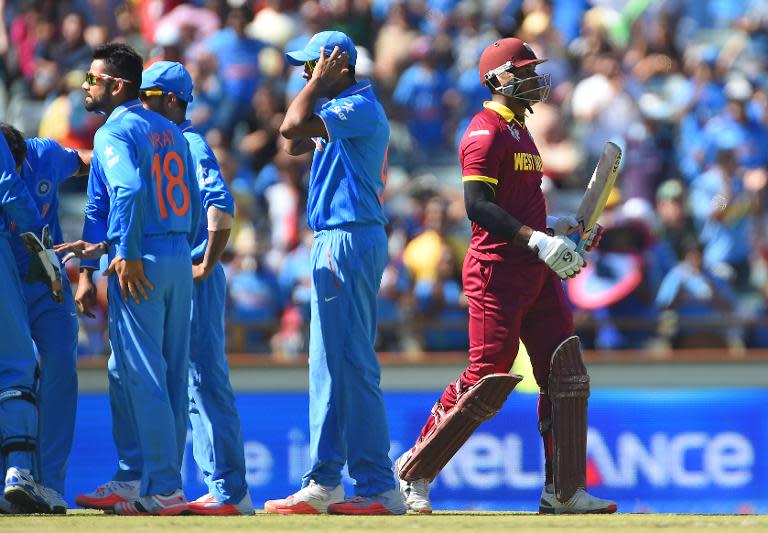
left=507, top=124, right=521, bottom=142
left=37, top=179, right=52, bottom=196
left=104, top=144, right=120, bottom=169
left=330, top=101, right=354, bottom=121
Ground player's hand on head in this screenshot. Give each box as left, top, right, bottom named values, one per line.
left=312, top=46, right=349, bottom=90
left=527, top=230, right=585, bottom=280
left=104, top=257, right=155, bottom=304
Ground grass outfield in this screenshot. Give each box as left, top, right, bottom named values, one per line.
left=2, top=512, right=768, bottom=532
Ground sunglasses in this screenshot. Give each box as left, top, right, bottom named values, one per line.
left=85, top=71, right=133, bottom=86
left=140, top=89, right=166, bottom=99
left=304, top=61, right=317, bottom=73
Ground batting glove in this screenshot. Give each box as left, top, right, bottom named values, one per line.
left=20, top=224, right=64, bottom=303
left=528, top=230, right=585, bottom=280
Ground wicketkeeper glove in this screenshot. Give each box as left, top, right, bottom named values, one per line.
left=20, top=224, right=64, bottom=303
left=528, top=230, right=585, bottom=280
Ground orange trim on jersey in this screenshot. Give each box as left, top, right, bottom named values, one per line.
left=483, top=101, right=525, bottom=128
left=462, top=175, right=498, bottom=185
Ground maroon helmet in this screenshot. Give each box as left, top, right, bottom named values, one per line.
left=478, top=38, right=550, bottom=103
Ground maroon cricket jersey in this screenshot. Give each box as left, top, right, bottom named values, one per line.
left=459, top=101, right=547, bottom=264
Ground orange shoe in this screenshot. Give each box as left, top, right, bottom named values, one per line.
left=188, top=492, right=254, bottom=515
left=327, top=488, right=406, bottom=515
left=264, top=480, right=344, bottom=514
left=75, top=480, right=140, bottom=510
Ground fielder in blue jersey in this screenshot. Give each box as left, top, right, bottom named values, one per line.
left=265, top=31, right=404, bottom=516
left=56, top=43, right=200, bottom=516
left=0, top=124, right=88, bottom=514
left=138, top=61, right=252, bottom=516
left=0, top=132, right=66, bottom=515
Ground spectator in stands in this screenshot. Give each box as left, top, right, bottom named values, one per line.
left=204, top=5, right=268, bottom=143
left=701, top=75, right=768, bottom=171
left=393, top=35, right=454, bottom=161
left=402, top=195, right=463, bottom=284
left=655, top=179, right=697, bottom=261
left=688, top=145, right=759, bottom=290
left=656, top=239, right=737, bottom=349
left=373, top=2, right=419, bottom=92
left=226, top=226, right=283, bottom=354
left=413, top=244, right=469, bottom=351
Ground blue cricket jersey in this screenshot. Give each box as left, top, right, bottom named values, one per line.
left=179, top=120, right=235, bottom=262
left=82, top=100, right=200, bottom=268
left=0, top=134, right=42, bottom=238
left=308, top=82, right=389, bottom=231
left=8, top=137, right=81, bottom=273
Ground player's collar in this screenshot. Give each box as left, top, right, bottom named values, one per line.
left=334, top=81, right=371, bottom=100
left=107, top=99, right=143, bottom=123
left=483, top=101, right=525, bottom=128
left=179, top=120, right=194, bottom=132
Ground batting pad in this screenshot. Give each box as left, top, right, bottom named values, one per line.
left=549, top=335, right=590, bottom=503
left=398, top=373, right=523, bottom=482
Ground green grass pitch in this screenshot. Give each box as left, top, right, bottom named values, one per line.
left=2, top=511, right=768, bottom=533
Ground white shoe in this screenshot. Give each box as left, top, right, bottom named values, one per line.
left=42, top=486, right=67, bottom=514
left=539, top=485, right=618, bottom=514
left=4, top=467, right=53, bottom=514
left=264, top=480, right=345, bottom=514
left=393, top=452, right=432, bottom=514
left=75, top=479, right=140, bottom=510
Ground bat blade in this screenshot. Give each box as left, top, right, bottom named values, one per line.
left=572, top=142, right=622, bottom=252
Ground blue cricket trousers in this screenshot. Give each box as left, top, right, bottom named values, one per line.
left=25, top=277, right=78, bottom=494
left=189, top=263, right=248, bottom=503
left=0, top=237, right=39, bottom=474
left=303, top=225, right=396, bottom=497
left=107, top=235, right=192, bottom=496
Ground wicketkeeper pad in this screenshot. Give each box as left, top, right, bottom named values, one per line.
left=398, top=373, right=523, bottom=482
left=549, top=335, right=589, bottom=503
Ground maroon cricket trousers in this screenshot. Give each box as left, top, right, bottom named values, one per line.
left=416, top=250, right=575, bottom=482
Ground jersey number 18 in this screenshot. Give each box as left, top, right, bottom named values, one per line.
left=152, top=151, right=190, bottom=219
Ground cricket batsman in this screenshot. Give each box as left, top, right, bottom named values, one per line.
left=393, top=38, right=617, bottom=515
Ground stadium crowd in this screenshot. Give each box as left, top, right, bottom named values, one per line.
left=3, top=0, right=768, bottom=358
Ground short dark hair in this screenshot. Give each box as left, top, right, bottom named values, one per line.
left=92, top=43, right=143, bottom=97
left=0, top=122, right=27, bottom=167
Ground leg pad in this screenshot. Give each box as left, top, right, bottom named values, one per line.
left=398, top=373, right=522, bottom=482
left=549, top=336, right=589, bottom=503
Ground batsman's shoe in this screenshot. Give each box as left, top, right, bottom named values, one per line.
left=75, top=480, right=140, bottom=510
left=264, top=480, right=344, bottom=514
left=0, top=493, right=23, bottom=514
left=113, top=489, right=189, bottom=516
left=327, top=487, right=407, bottom=515
left=539, top=485, right=618, bottom=514
left=4, top=467, right=53, bottom=514
left=42, top=486, right=67, bottom=514
left=188, top=491, right=254, bottom=515
left=393, top=453, right=431, bottom=514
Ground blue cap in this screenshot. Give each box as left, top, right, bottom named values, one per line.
left=140, top=61, right=194, bottom=102
left=285, top=30, right=357, bottom=67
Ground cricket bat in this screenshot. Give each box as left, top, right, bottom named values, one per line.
left=569, top=141, right=622, bottom=253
